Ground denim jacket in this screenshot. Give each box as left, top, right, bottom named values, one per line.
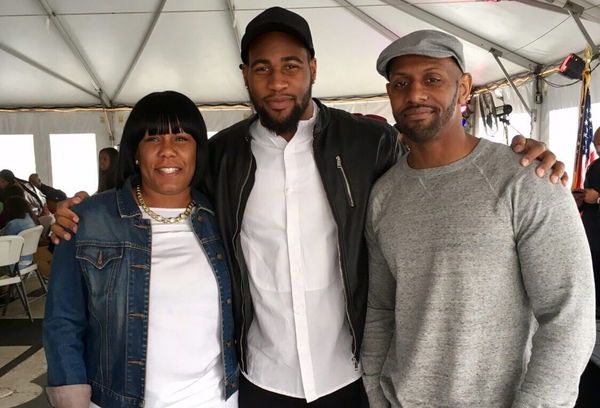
left=43, top=176, right=238, bottom=408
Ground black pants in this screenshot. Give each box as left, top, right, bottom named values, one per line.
left=239, top=375, right=368, bottom=408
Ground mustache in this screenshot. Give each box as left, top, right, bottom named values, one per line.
left=400, top=103, right=439, bottom=115
left=263, top=94, right=295, bottom=101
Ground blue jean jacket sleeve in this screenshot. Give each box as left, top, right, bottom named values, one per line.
left=43, top=236, right=89, bottom=386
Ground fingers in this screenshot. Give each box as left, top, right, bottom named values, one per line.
left=543, top=157, right=564, bottom=184
left=560, top=171, right=569, bottom=187
left=521, top=141, right=548, bottom=170
left=510, top=134, right=526, bottom=153
left=74, top=191, right=90, bottom=200
left=50, top=221, right=70, bottom=245
left=51, top=196, right=84, bottom=244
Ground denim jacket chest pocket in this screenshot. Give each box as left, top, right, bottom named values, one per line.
left=76, top=244, right=125, bottom=297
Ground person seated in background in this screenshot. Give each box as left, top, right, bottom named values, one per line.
left=0, top=169, right=46, bottom=216
left=0, top=195, right=38, bottom=268
left=28, top=173, right=67, bottom=204
left=97, top=147, right=119, bottom=193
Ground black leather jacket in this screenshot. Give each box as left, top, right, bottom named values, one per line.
left=208, top=99, right=400, bottom=370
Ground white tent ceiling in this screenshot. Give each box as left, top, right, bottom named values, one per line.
left=1, top=0, right=600, bottom=109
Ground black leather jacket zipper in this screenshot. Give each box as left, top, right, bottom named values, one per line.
left=336, top=155, right=355, bottom=208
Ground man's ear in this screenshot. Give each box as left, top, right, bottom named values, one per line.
left=241, top=63, right=249, bottom=88
left=458, top=73, right=473, bottom=104
left=309, top=58, right=317, bottom=84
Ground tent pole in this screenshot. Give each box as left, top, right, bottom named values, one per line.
left=224, top=0, right=242, bottom=53
left=0, top=43, right=102, bottom=101
left=491, top=50, right=532, bottom=115
left=37, top=0, right=112, bottom=107
left=381, top=0, right=539, bottom=70
left=111, top=0, right=167, bottom=102
left=334, top=0, right=399, bottom=41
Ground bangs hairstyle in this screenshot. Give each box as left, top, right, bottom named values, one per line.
left=116, top=91, right=209, bottom=192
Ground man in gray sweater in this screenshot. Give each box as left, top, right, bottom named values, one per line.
left=362, top=30, right=596, bottom=408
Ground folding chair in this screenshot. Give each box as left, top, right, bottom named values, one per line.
left=0, top=235, right=32, bottom=321
left=17, top=225, right=47, bottom=294
left=38, top=214, right=55, bottom=240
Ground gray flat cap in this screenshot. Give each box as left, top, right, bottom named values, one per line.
left=376, top=29, right=465, bottom=79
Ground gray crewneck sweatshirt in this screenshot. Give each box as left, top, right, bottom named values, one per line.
left=362, top=138, right=596, bottom=408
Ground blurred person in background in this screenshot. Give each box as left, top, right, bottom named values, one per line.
left=0, top=195, right=37, bottom=268
left=97, top=147, right=119, bottom=193
left=0, top=169, right=46, bottom=216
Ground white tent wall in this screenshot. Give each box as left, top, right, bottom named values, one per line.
left=0, top=98, right=392, bottom=192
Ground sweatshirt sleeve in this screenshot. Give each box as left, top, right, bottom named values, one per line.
left=361, top=185, right=395, bottom=408
left=509, top=170, right=596, bottom=408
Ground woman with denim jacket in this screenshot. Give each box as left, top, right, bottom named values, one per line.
left=43, top=91, right=239, bottom=408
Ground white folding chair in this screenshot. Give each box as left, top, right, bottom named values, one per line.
left=17, top=225, right=47, bottom=294
left=0, top=235, right=31, bottom=320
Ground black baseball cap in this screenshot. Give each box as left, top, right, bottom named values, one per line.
left=240, top=7, right=315, bottom=64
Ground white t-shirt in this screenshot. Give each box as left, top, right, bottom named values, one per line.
left=91, top=207, right=237, bottom=408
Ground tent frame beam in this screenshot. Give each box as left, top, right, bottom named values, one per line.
left=491, top=51, right=531, bottom=114
left=111, top=0, right=167, bottom=101
left=334, top=0, right=399, bottom=41
left=380, top=0, right=541, bottom=70
left=224, top=0, right=242, bottom=54
left=0, top=43, right=102, bottom=101
left=37, top=0, right=111, bottom=107
left=565, top=3, right=599, bottom=54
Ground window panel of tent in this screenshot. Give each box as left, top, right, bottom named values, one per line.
left=0, top=134, right=36, bottom=180
left=49, top=133, right=98, bottom=197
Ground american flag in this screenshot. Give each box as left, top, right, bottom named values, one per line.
left=572, top=81, right=595, bottom=190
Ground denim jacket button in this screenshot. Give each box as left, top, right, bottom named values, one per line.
left=197, top=215, right=203, bottom=222
left=226, top=297, right=232, bottom=304
left=226, top=341, right=233, bottom=348
left=216, top=253, right=224, bottom=260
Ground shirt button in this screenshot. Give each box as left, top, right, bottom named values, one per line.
left=216, top=253, right=224, bottom=260
left=226, top=297, right=232, bottom=304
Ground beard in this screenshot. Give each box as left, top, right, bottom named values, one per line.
left=394, top=86, right=459, bottom=144
left=250, top=84, right=312, bottom=136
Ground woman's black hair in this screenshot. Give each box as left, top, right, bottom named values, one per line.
left=0, top=169, right=16, bottom=184
left=3, top=185, right=25, bottom=199
left=3, top=195, right=34, bottom=223
left=97, top=147, right=119, bottom=193
left=116, top=91, right=209, bottom=192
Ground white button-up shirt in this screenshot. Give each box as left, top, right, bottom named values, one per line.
left=240, top=103, right=360, bottom=402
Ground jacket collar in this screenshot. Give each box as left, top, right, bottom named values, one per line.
left=116, top=175, right=215, bottom=218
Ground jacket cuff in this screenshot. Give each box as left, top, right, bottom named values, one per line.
left=46, top=384, right=91, bottom=408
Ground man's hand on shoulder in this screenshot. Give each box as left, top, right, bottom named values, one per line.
left=50, top=191, right=89, bottom=245
left=510, top=135, right=568, bottom=186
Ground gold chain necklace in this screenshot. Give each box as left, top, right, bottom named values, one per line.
left=136, top=185, right=196, bottom=224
